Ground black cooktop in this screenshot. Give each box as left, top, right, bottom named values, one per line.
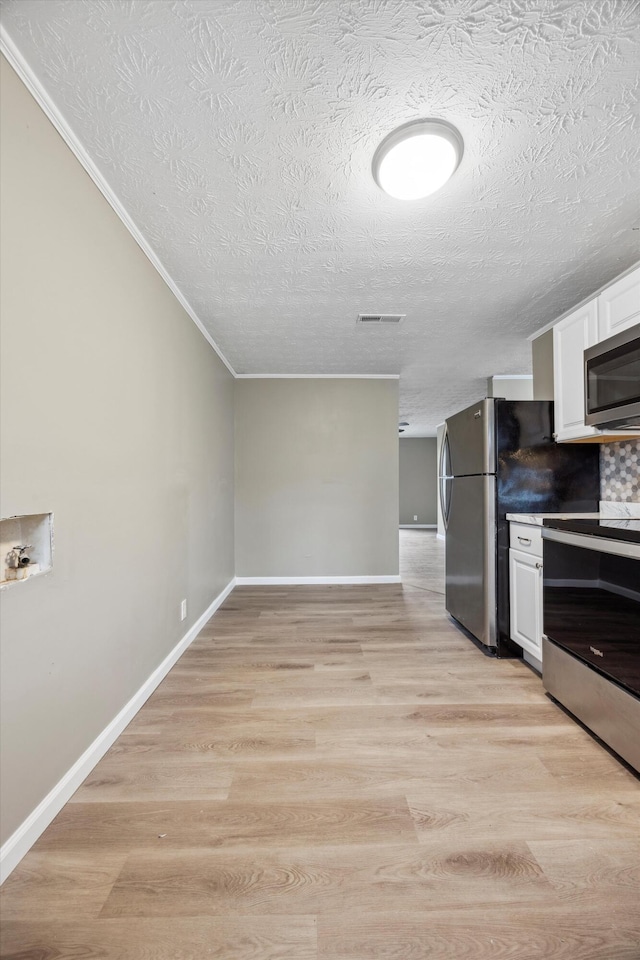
left=542, top=517, right=640, bottom=545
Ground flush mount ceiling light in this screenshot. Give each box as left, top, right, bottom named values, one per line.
left=372, top=119, right=463, bottom=200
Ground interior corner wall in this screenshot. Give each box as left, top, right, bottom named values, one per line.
left=0, top=55, right=235, bottom=846
left=486, top=376, right=534, bottom=400
left=399, top=438, right=438, bottom=525
left=532, top=330, right=554, bottom=400
left=234, top=379, right=399, bottom=577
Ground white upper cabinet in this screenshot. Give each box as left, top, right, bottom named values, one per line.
left=553, top=299, right=600, bottom=441
left=597, top=266, right=640, bottom=341
left=550, top=266, right=640, bottom=443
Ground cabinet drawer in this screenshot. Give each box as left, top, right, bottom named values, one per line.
left=509, top=523, right=542, bottom=556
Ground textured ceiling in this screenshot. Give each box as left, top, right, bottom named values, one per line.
left=2, top=0, right=640, bottom=434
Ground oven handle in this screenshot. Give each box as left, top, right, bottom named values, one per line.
left=542, top=527, right=640, bottom=560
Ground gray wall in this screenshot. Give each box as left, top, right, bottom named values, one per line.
left=235, top=379, right=399, bottom=577
left=486, top=376, right=534, bottom=400
left=0, top=56, right=235, bottom=844
left=399, top=438, right=438, bottom=525
left=532, top=330, right=554, bottom=400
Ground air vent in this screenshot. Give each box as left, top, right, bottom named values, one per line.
left=357, top=313, right=405, bottom=325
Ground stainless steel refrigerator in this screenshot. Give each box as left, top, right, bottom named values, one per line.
left=439, top=398, right=600, bottom=656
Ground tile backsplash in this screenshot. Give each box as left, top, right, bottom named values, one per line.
left=600, top=441, right=639, bottom=502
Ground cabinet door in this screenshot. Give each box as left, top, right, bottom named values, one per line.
left=509, top=548, right=543, bottom=658
left=553, top=300, right=600, bottom=441
left=598, top=267, right=640, bottom=340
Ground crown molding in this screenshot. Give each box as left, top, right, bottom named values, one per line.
left=527, top=261, right=640, bottom=342
left=0, top=29, right=237, bottom=377
left=0, top=31, right=403, bottom=386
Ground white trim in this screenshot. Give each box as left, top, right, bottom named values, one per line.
left=436, top=533, right=446, bottom=541
left=543, top=579, right=600, bottom=589
left=0, top=576, right=236, bottom=884
left=235, top=575, right=401, bottom=585
left=490, top=375, right=533, bottom=380
left=0, top=31, right=405, bottom=386
left=235, top=374, right=400, bottom=379
left=0, top=28, right=237, bottom=378
left=527, top=261, right=640, bottom=341
left=399, top=524, right=436, bottom=529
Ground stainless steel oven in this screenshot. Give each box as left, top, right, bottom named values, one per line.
left=541, top=520, right=640, bottom=771
left=584, top=322, right=640, bottom=428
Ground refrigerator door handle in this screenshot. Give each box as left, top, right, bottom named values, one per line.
left=438, top=422, right=448, bottom=480
left=440, top=476, right=452, bottom=531
left=438, top=425, right=452, bottom=530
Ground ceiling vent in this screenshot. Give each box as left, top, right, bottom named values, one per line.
left=357, top=313, right=405, bottom=325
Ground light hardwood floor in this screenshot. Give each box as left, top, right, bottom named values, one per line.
left=2, top=530, right=639, bottom=959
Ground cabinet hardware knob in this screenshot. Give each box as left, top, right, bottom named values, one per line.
left=535, top=562, right=542, bottom=569
left=518, top=537, right=531, bottom=545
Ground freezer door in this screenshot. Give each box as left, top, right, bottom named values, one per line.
left=446, top=398, right=495, bottom=476
left=445, top=474, right=497, bottom=647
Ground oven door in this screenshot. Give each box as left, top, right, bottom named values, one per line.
left=584, top=323, right=640, bottom=428
left=542, top=528, right=640, bottom=698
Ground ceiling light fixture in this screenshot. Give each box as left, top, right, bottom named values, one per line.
left=372, top=119, right=463, bottom=200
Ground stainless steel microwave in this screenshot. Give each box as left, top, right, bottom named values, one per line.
left=584, top=322, right=640, bottom=428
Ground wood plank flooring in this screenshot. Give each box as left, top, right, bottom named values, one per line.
left=2, top=530, right=639, bottom=959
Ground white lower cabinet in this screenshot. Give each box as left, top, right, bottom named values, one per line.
left=510, top=550, right=543, bottom=659
left=509, top=522, right=543, bottom=665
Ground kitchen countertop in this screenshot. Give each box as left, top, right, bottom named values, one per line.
left=506, top=513, right=600, bottom=526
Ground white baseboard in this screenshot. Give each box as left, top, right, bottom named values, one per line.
left=399, top=524, right=437, bottom=529
left=0, top=576, right=236, bottom=884
left=235, top=575, right=401, bottom=585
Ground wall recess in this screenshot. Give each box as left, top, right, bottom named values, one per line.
left=1, top=514, right=53, bottom=587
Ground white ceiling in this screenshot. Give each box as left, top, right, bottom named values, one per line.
left=2, top=0, right=639, bottom=435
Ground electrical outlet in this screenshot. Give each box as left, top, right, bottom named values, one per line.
left=180, top=599, right=187, bottom=621
left=413, top=515, right=418, bottom=521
